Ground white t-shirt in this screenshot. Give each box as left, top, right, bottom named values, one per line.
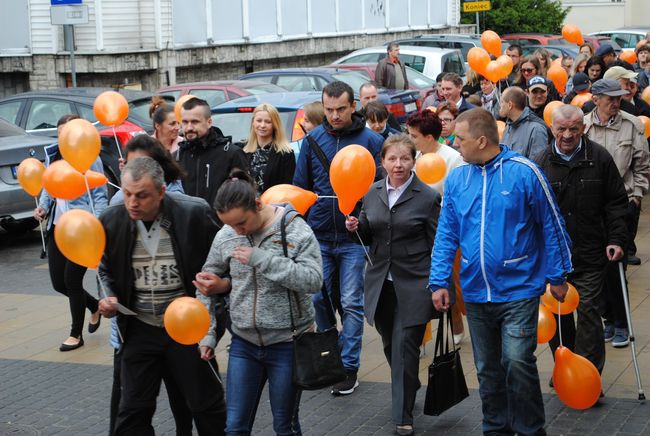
left=415, top=144, right=464, bottom=195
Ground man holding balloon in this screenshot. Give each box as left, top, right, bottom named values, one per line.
left=429, top=108, right=573, bottom=435
left=97, top=157, right=226, bottom=434
left=293, top=81, right=384, bottom=396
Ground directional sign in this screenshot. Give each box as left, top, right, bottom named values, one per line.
left=463, top=1, right=491, bottom=13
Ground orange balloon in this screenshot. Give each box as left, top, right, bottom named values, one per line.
left=496, top=54, right=514, bottom=78
left=619, top=50, right=638, bottom=65
left=54, top=209, right=106, bottom=268
left=541, top=282, right=579, bottom=315
left=497, top=120, right=506, bottom=141
left=484, top=61, right=502, bottom=83
left=175, top=95, right=197, bottom=122
left=260, top=184, right=318, bottom=215
left=59, top=119, right=101, bottom=173
left=17, top=158, right=45, bottom=197
left=93, top=91, right=129, bottom=127
left=330, top=144, right=376, bottom=215
left=547, top=65, right=569, bottom=94
left=562, top=24, right=583, bottom=45
left=553, top=346, right=602, bottom=409
left=543, top=101, right=565, bottom=127
left=416, top=152, right=447, bottom=184
left=467, top=47, right=491, bottom=76
left=641, top=86, right=650, bottom=106
left=481, top=30, right=502, bottom=58
left=42, top=160, right=107, bottom=200
left=638, top=115, right=650, bottom=139
left=571, top=92, right=593, bottom=108
left=551, top=58, right=563, bottom=70
left=537, top=304, right=557, bottom=344
left=164, top=296, right=211, bottom=345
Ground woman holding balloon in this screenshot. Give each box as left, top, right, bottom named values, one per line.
left=345, top=134, right=440, bottom=435
left=33, top=114, right=108, bottom=351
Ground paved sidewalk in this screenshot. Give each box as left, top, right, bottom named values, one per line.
left=1, top=209, right=650, bottom=434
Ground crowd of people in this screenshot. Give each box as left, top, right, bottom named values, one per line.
left=31, top=36, right=650, bottom=436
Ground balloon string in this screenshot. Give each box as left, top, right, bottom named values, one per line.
left=207, top=359, right=223, bottom=385
left=112, top=126, right=123, bottom=160
left=352, top=226, right=373, bottom=266
left=96, top=275, right=124, bottom=344
left=83, top=174, right=97, bottom=217
left=34, top=197, right=46, bottom=254
left=107, top=181, right=122, bottom=190
left=558, top=299, right=563, bottom=348
left=317, top=195, right=337, bottom=199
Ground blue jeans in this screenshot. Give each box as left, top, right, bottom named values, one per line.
left=314, top=240, right=365, bottom=371
left=226, top=335, right=302, bottom=436
left=465, top=297, right=546, bottom=436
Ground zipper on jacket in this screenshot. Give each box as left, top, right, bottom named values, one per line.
left=332, top=137, right=340, bottom=242
left=480, top=166, right=492, bottom=301
left=503, top=255, right=528, bottom=267
left=205, top=164, right=210, bottom=188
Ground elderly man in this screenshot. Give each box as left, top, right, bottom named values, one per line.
left=536, top=105, right=628, bottom=376
left=585, top=79, right=650, bottom=347
left=595, top=43, right=617, bottom=67
left=375, top=42, right=409, bottom=90
left=429, top=108, right=572, bottom=435
left=359, top=82, right=402, bottom=131
left=500, top=86, right=549, bottom=159
left=98, top=157, right=227, bottom=434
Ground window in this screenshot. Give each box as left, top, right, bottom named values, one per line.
left=26, top=100, right=74, bottom=131
left=275, top=75, right=321, bottom=92
left=190, top=89, right=227, bottom=108
left=245, top=75, right=274, bottom=84
left=340, top=53, right=383, bottom=64
left=77, top=104, right=98, bottom=122
left=405, top=67, right=435, bottom=89
left=400, top=55, right=426, bottom=73
left=0, top=100, right=23, bottom=125
left=443, top=53, right=465, bottom=77
left=611, top=33, right=632, bottom=48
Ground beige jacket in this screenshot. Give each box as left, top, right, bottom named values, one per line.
left=584, top=110, right=650, bottom=200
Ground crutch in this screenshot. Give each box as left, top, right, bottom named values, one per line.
left=617, top=261, right=646, bottom=401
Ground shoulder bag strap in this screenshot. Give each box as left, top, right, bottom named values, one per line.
left=305, top=134, right=331, bottom=174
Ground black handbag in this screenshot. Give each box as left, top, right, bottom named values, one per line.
left=280, top=212, right=346, bottom=390
left=423, top=311, right=469, bottom=416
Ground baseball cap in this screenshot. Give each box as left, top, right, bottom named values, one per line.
left=572, top=72, right=590, bottom=92
left=527, top=75, right=548, bottom=91
left=591, top=79, right=629, bottom=97
left=595, top=44, right=615, bottom=57
left=603, top=65, right=639, bottom=83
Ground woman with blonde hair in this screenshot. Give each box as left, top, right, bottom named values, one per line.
left=533, top=48, right=553, bottom=77
left=244, top=103, right=296, bottom=193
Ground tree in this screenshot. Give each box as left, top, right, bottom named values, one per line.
left=461, top=0, right=570, bottom=35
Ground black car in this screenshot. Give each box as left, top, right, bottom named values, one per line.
left=0, top=118, right=53, bottom=234
left=0, top=88, right=172, bottom=137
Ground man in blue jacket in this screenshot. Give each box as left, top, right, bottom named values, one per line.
left=294, top=81, right=384, bottom=395
left=429, top=108, right=573, bottom=435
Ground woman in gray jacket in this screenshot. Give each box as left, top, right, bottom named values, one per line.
left=196, top=169, right=323, bottom=436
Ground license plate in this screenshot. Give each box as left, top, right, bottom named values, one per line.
left=405, top=102, right=417, bottom=112
left=11, top=165, right=18, bottom=179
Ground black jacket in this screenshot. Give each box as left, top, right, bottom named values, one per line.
left=245, top=146, right=296, bottom=193
left=177, top=126, right=249, bottom=208
left=98, top=192, right=219, bottom=338
left=534, top=137, right=628, bottom=269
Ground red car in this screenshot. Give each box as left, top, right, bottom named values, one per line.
left=157, top=80, right=286, bottom=108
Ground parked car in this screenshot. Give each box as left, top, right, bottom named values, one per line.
left=330, top=45, right=466, bottom=81
left=212, top=91, right=322, bottom=146
left=0, top=118, right=54, bottom=234
left=521, top=45, right=579, bottom=60
left=390, top=34, right=482, bottom=62
left=589, top=27, right=650, bottom=50
left=327, top=63, right=436, bottom=101
left=502, top=33, right=621, bottom=52
left=157, top=80, right=286, bottom=108
left=0, top=88, right=169, bottom=142
left=239, top=67, right=421, bottom=123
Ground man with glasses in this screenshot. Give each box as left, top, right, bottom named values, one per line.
left=499, top=86, right=549, bottom=160
left=505, top=44, right=523, bottom=85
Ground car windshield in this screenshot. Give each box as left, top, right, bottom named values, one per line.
left=331, top=71, right=370, bottom=93
left=212, top=111, right=295, bottom=144
left=129, top=98, right=165, bottom=122
left=405, top=67, right=435, bottom=89
left=243, top=84, right=284, bottom=94
left=0, top=117, right=27, bottom=137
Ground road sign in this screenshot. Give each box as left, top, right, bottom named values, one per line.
left=463, top=1, right=491, bottom=13
left=51, top=4, right=89, bottom=25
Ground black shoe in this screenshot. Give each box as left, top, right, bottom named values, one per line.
left=628, top=255, right=641, bottom=265
left=331, top=370, right=359, bottom=396
left=396, top=425, right=414, bottom=435
left=59, top=336, right=84, bottom=352
left=88, top=312, right=101, bottom=333
left=549, top=377, right=554, bottom=388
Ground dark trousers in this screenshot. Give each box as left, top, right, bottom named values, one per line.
left=115, top=318, right=226, bottom=436
left=627, top=199, right=641, bottom=256
left=110, top=348, right=194, bottom=436
left=47, top=231, right=98, bottom=338
left=374, top=281, right=426, bottom=425
left=549, top=269, right=606, bottom=373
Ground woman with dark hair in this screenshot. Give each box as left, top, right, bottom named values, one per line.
left=150, top=96, right=182, bottom=154
left=345, top=134, right=440, bottom=435
left=195, top=169, right=322, bottom=435
left=514, top=56, right=542, bottom=89
left=586, top=56, right=607, bottom=83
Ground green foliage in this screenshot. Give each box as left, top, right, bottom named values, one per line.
left=460, top=0, right=570, bottom=35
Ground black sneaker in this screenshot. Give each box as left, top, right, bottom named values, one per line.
left=331, top=370, right=359, bottom=396
left=628, top=255, right=641, bottom=265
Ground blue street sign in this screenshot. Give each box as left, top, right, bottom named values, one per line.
left=51, top=0, right=82, bottom=5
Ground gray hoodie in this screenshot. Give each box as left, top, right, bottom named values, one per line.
left=502, top=106, right=549, bottom=160
left=198, top=205, right=323, bottom=348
